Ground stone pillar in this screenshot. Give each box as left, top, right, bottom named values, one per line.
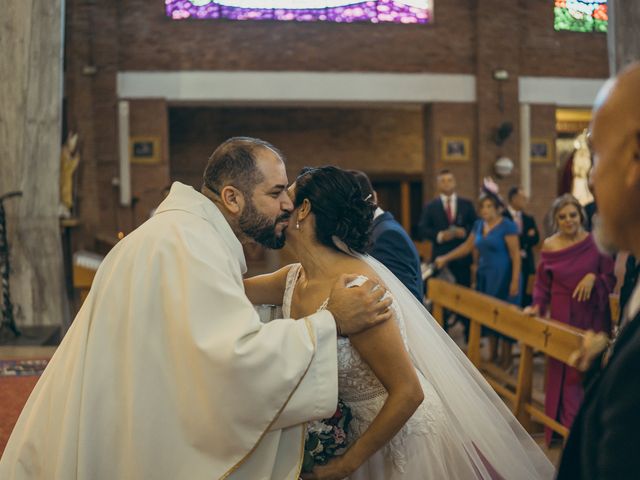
left=608, top=0, right=640, bottom=75
left=0, top=1, right=69, bottom=328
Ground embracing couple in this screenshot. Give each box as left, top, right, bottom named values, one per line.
left=0, top=137, right=553, bottom=479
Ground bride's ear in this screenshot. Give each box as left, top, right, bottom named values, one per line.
left=297, top=198, right=312, bottom=222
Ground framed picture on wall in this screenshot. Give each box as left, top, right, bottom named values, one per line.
left=442, top=136, right=470, bottom=161
left=530, top=138, right=553, bottom=163
left=130, top=136, right=161, bottom=165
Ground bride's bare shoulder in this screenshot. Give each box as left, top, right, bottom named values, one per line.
left=340, top=258, right=384, bottom=286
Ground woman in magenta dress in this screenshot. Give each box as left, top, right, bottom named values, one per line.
left=528, top=194, right=615, bottom=445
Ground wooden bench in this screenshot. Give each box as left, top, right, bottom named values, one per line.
left=428, top=278, right=586, bottom=438
left=72, top=251, right=103, bottom=306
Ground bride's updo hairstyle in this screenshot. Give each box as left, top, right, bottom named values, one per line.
left=294, top=166, right=376, bottom=254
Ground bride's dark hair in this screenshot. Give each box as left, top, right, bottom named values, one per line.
left=294, top=166, right=376, bottom=254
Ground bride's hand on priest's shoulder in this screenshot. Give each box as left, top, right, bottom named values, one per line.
left=300, top=456, right=352, bottom=480
left=326, top=275, right=393, bottom=336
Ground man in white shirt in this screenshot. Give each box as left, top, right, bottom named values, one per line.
left=0, top=137, right=392, bottom=480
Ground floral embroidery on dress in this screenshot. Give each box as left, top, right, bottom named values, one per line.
left=283, top=264, right=442, bottom=473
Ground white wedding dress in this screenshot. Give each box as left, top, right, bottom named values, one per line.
left=283, top=259, right=554, bottom=480
left=284, top=263, right=484, bottom=479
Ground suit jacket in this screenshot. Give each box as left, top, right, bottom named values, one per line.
left=619, top=255, right=640, bottom=321
left=418, top=196, right=477, bottom=264
left=503, top=209, right=540, bottom=277
left=557, top=309, right=640, bottom=479
left=368, top=211, right=424, bottom=303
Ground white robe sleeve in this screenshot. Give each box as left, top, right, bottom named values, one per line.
left=0, top=196, right=339, bottom=480
left=157, top=224, right=340, bottom=476
left=269, top=310, right=338, bottom=431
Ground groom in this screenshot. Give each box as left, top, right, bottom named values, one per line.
left=0, top=137, right=392, bottom=480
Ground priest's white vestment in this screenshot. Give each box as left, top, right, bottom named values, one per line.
left=0, top=182, right=338, bottom=479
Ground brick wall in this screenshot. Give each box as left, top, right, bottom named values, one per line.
left=424, top=102, right=478, bottom=202
left=169, top=106, right=425, bottom=189
left=63, top=0, right=609, bottom=249
left=118, top=0, right=475, bottom=73
left=530, top=104, right=559, bottom=237
left=521, top=1, right=608, bottom=78
left=116, top=0, right=606, bottom=77
left=129, top=99, right=171, bottom=228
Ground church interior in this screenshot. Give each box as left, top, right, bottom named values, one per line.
left=1, top=0, right=639, bottom=475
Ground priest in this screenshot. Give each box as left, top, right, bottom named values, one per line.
left=0, top=137, right=392, bottom=479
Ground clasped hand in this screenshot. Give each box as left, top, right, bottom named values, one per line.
left=440, top=227, right=465, bottom=243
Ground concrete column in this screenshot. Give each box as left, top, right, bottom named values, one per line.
left=0, top=0, right=69, bottom=329
left=608, top=0, right=640, bottom=75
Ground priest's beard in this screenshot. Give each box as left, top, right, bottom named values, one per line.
left=239, top=199, right=289, bottom=249
left=592, top=214, right=619, bottom=256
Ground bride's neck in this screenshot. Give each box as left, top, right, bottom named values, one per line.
left=294, top=241, right=344, bottom=282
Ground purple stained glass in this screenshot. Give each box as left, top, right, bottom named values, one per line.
left=165, top=0, right=432, bottom=24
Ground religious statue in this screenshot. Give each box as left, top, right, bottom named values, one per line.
left=60, top=132, right=80, bottom=217
left=571, top=130, right=594, bottom=206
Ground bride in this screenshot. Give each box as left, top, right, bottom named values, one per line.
left=244, top=166, right=554, bottom=479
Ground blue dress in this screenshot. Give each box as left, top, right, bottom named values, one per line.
left=473, top=218, right=520, bottom=306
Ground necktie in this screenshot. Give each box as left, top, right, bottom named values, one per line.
left=445, top=197, right=453, bottom=224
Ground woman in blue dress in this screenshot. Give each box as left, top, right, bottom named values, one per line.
left=435, top=191, right=521, bottom=363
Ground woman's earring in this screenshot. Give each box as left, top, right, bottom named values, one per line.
left=296, top=221, right=300, bottom=230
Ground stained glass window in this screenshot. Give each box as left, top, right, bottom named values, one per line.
left=165, top=0, right=433, bottom=24
left=554, top=0, right=607, bottom=33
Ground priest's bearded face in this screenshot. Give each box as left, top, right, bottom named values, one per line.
left=238, top=148, right=293, bottom=249
left=239, top=197, right=290, bottom=249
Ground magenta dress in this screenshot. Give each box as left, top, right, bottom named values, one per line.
left=532, top=234, right=615, bottom=445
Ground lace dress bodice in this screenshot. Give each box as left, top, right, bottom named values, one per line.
left=282, top=264, right=444, bottom=473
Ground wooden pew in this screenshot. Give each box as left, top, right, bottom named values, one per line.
left=72, top=251, right=103, bottom=306
left=428, top=278, right=586, bottom=439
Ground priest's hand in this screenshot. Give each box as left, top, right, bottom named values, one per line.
left=326, top=276, right=393, bottom=336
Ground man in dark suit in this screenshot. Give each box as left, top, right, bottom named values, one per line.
left=350, top=171, right=424, bottom=303
left=504, top=186, right=540, bottom=307
left=619, top=254, right=639, bottom=321
left=418, top=170, right=476, bottom=334
left=419, top=169, right=476, bottom=289
left=556, top=63, right=640, bottom=480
